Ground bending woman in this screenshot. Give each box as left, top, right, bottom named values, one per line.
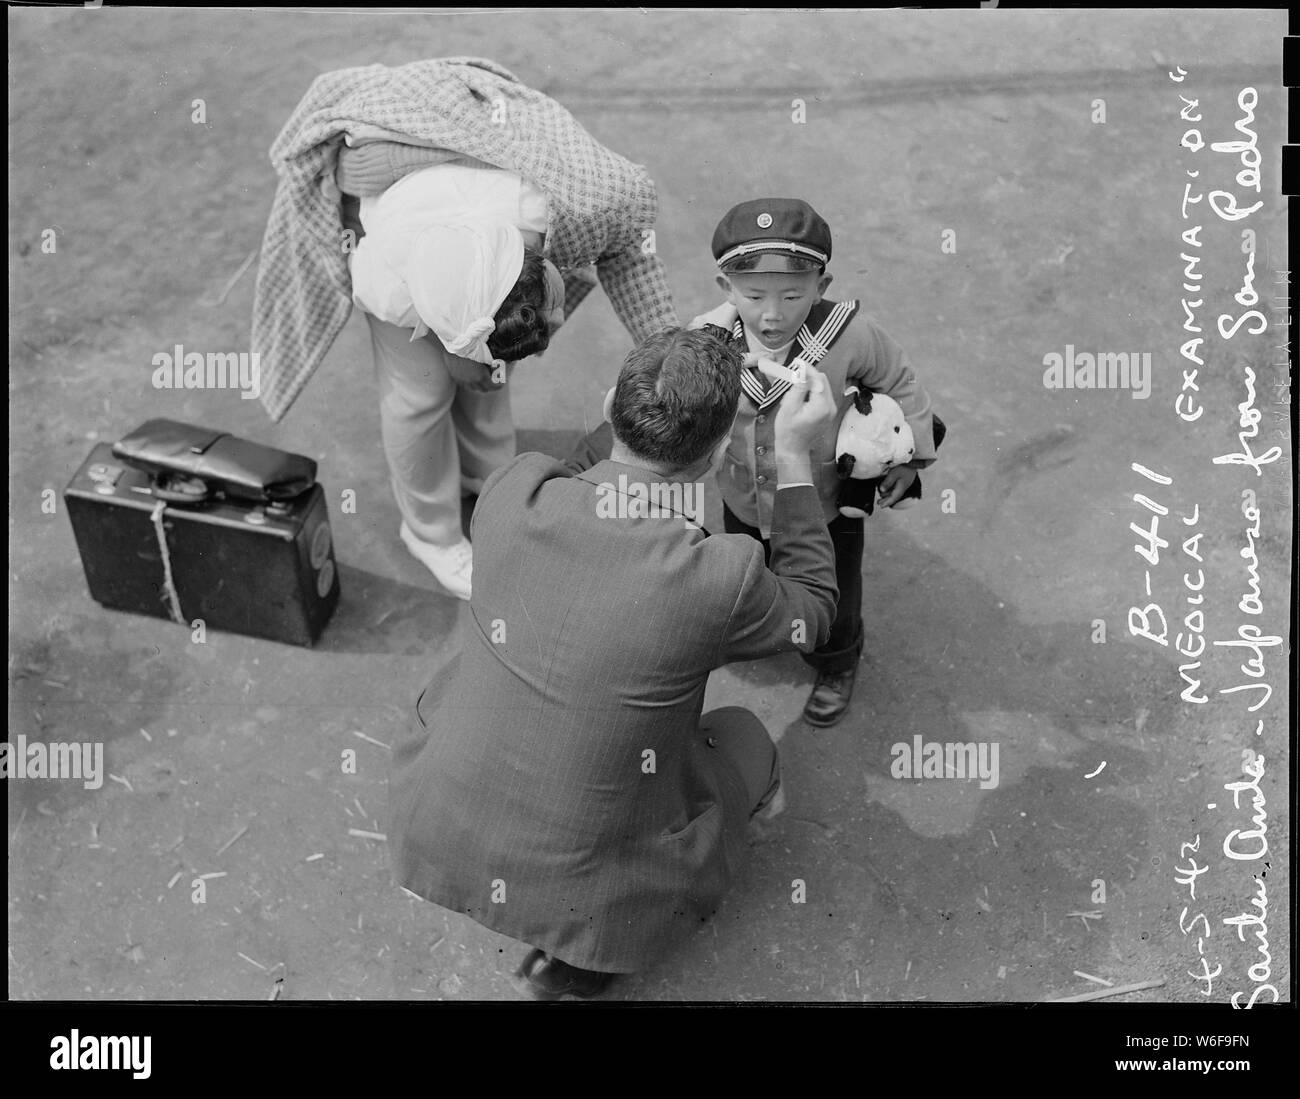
left=252, top=57, right=679, bottom=598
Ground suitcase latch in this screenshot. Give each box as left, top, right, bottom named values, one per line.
left=245, top=501, right=291, bottom=525
left=87, top=462, right=125, bottom=495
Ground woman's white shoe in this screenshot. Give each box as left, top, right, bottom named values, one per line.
left=398, top=522, right=473, bottom=601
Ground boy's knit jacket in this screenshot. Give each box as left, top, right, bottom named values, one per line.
left=251, top=56, right=677, bottom=422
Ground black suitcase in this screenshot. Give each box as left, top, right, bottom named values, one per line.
left=64, top=420, right=340, bottom=647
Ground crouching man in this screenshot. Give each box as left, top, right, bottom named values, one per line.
left=387, top=328, right=838, bottom=998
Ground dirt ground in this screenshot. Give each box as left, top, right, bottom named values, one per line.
left=8, top=8, right=1291, bottom=1007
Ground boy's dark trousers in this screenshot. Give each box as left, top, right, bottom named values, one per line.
left=722, top=504, right=863, bottom=674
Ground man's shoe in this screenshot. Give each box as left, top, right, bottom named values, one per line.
left=513, top=948, right=614, bottom=1001
left=802, top=667, right=857, bottom=727
left=398, top=522, right=472, bottom=601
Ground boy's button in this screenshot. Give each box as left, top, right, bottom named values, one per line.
left=756, top=445, right=766, bottom=455
left=757, top=475, right=767, bottom=484
left=757, top=414, right=767, bottom=424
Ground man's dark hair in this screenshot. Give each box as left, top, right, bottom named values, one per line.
left=489, top=248, right=552, bottom=362
left=722, top=253, right=824, bottom=274
left=610, top=328, right=743, bottom=468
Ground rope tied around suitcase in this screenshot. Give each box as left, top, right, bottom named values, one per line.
left=149, top=501, right=186, bottom=624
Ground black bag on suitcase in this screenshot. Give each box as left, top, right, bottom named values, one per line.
left=64, top=419, right=340, bottom=647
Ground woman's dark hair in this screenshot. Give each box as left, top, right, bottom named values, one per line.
left=488, top=248, right=552, bottom=363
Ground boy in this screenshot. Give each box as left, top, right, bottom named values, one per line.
left=695, top=198, right=939, bottom=727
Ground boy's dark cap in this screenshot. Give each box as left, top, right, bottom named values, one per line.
left=712, top=198, right=831, bottom=269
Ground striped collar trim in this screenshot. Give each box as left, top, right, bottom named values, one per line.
left=737, top=300, right=858, bottom=410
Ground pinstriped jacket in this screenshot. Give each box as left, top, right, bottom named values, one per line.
left=251, top=57, right=678, bottom=422
left=387, top=453, right=837, bottom=972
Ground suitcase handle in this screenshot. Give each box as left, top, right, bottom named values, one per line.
left=112, top=419, right=317, bottom=504
left=149, top=473, right=210, bottom=505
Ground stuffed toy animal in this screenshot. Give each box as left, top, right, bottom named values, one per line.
left=834, top=387, right=918, bottom=518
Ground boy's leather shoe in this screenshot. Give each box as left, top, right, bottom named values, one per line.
left=513, top=948, right=614, bottom=1000
left=802, top=667, right=857, bottom=727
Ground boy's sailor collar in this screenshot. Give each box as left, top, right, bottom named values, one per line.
left=734, top=298, right=859, bottom=410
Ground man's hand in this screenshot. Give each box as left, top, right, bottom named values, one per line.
left=877, top=463, right=919, bottom=508
left=688, top=302, right=739, bottom=331
left=773, top=364, right=837, bottom=484
left=443, top=354, right=511, bottom=392
left=774, top=364, right=836, bottom=453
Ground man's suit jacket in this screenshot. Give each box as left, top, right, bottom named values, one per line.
left=387, top=453, right=837, bottom=973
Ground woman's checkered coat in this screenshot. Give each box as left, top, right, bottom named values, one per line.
left=251, top=56, right=678, bottom=422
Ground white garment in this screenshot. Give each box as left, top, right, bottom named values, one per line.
left=350, top=162, right=549, bottom=353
